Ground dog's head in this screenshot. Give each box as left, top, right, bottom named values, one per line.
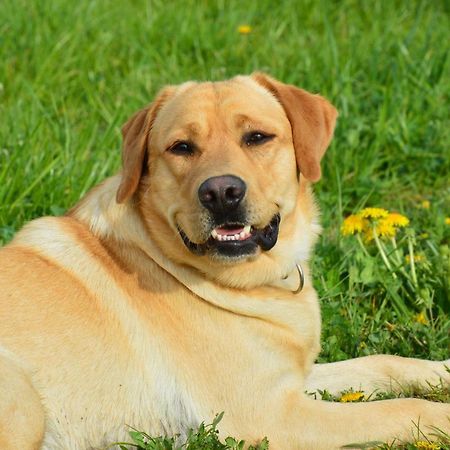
left=116, top=74, right=337, bottom=288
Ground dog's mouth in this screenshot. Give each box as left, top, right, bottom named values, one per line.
left=178, top=214, right=281, bottom=258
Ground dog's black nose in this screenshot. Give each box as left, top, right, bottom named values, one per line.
left=198, top=175, right=246, bottom=213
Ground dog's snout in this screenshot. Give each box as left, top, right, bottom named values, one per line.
left=198, top=175, right=246, bottom=213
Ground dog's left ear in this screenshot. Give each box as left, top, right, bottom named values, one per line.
left=252, top=73, right=338, bottom=182
left=116, top=87, right=175, bottom=203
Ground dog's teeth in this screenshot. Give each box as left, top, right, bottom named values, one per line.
left=238, top=230, right=250, bottom=240
left=212, top=226, right=252, bottom=242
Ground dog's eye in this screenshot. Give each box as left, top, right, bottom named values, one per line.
left=243, top=131, right=274, bottom=146
left=168, top=141, right=195, bottom=156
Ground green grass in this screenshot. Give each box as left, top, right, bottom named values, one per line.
left=1, top=0, right=449, bottom=448
left=110, top=413, right=270, bottom=450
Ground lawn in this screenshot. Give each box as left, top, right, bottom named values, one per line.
left=0, top=0, right=449, bottom=448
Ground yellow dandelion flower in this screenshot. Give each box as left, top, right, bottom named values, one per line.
left=414, top=311, right=428, bottom=325
left=238, top=24, right=252, bottom=34
left=421, top=200, right=430, bottom=209
left=363, top=228, right=374, bottom=242
left=341, top=214, right=366, bottom=236
left=375, top=218, right=397, bottom=238
left=405, top=254, right=425, bottom=263
left=445, top=217, right=450, bottom=225
left=360, top=207, right=389, bottom=219
left=339, top=391, right=365, bottom=402
left=384, top=212, right=409, bottom=227
left=415, top=440, right=440, bottom=449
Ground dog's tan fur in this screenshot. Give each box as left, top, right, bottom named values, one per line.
left=0, top=74, right=448, bottom=450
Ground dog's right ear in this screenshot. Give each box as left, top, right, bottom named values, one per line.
left=116, top=88, right=175, bottom=204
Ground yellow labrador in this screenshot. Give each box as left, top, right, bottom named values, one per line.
left=0, top=74, right=448, bottom=450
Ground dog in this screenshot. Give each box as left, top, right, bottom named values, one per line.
left=0, top=73, right=448, bottom=450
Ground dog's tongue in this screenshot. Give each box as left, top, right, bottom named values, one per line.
left=216, top=227, right=244, bottom=236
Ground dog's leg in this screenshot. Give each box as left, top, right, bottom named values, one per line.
left=302, top=399, right=450, bottom=449
left=305, top=355, right=450, bottom=395
left=280, top=396, right=450, bottom=449
left=0, top=352, right=45, bottom=450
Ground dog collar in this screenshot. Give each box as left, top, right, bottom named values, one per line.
left=270, top=262, right=305, bottom=293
